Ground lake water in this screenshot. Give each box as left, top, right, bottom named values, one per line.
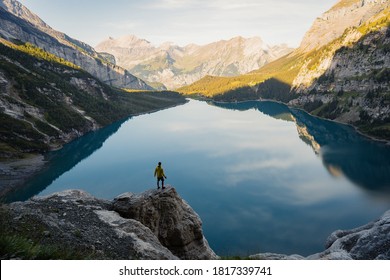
left=8, top=99, right=390, bottom=257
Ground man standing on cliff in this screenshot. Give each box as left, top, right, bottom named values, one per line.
left=154, top=162, right=167, bottom=189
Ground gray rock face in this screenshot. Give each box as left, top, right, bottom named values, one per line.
left=0, top=0, right=151, bottom=90
left=293, top=0, right=390, bottom=92
left=308, top=210, right=390, bottom=260
left=288, top=0, right=390, bottom=133
left=94, top=210, right=178, bottom=260
left=112, top=188, right=217, bottom=260
left=290, top=24, right=390, bottom=128
left=251, top=209, right=390, bottom=260
left=298, top=0, right=389, bottom=53
left=4, top=188, right=216, bottom=260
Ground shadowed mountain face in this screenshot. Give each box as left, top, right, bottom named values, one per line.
left=212, top=78, right=293, bottom=102
left=212, top=100, right=390, bottom=193
left=0, top=0, right=152, bottom=90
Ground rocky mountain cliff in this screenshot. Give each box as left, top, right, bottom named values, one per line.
left=0, top=188, right=217, bottom=260
left=95, top=35, right=292, bottom=89
left=298, top=0, right=389, bottom=53
left=292, top=0, right=390, bottom=89
left=0, top=0, right=152, bottom=90
left=290, top=0, right=390, bottom=138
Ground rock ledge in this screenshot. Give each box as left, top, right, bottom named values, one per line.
left=2, top=188, right=217, bottom=260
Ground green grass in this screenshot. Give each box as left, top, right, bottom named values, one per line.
left=0, top=206, right=96, bottom=260
left=0, top=234, right=92, bottom=259
left=1, top=39, right=80, bottom=70
left=358, top=123, right=390, bottom=140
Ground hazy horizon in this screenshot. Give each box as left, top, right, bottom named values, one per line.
left=18, top=0, right=337, bottom=48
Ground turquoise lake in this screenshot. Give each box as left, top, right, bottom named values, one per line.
left=9, top=99, right=390, bottom=256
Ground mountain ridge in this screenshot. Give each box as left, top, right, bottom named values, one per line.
left=95, top=34, right=293, bottom=89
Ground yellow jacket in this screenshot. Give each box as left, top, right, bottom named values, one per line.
left=154, top=166, right=166, bottom=178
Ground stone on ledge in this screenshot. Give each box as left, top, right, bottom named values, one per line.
left=112, top=187, right=217, bottom=260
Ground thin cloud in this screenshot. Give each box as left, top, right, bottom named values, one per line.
left=206, top=0, right=267, bottom=10
left=145, top=0, right=199, bottom=10
left=101, top=20, right=139, bottom=31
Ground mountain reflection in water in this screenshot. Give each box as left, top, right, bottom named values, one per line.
left=4, top=119, right=126, bottom=202
left=211, top=101, right=390, bottom=193
left=6, top=99, right=390, bottom=257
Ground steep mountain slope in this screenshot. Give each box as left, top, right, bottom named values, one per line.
left=0, top=0, right=188, bottom=162
left=290, top=1, right=390, bottom=138
left=298, top=0, right=388, bottom=53
left=95, top=35, right=292, bottom=89
left=180, top=0, right=390, bottom=139
left=0, top=0, right=152, bottom=90
left=292, top=0, right=389, bottom=89
left=0, top=40, right=185, bottom=160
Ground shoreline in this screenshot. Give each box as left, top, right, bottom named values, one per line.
left=0, top=99, right=188, bottom=201
left=210, top=97, right=390, bottom=145
left=0, top=154, right=46, bottom=199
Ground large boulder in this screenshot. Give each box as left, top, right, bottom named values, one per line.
left=307, top=210, right=390, bottom=260
left=112, top=187, right=217, bottom=260
left=251, top=209, right=390, bottom=260
left=2, top=189, right=217, bottom=259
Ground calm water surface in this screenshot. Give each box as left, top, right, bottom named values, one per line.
left=9, top=99, right=390, bottom=256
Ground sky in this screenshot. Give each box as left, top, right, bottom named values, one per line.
left=18, top=0, right=338, bottom=48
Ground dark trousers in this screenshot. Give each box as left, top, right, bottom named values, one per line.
left=157, top=177, right=164, bottom=188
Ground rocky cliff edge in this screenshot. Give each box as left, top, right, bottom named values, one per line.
left=1, top=188, right=217, bottom=260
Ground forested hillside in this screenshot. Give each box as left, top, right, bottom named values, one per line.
left=0, top=41, right=185, bottom=159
